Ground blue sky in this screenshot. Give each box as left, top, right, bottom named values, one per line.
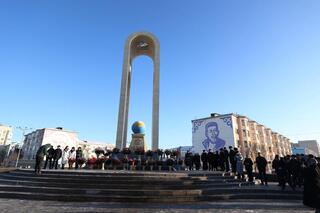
left=1, top=0, right=320, bottom=148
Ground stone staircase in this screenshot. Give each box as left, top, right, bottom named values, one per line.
left=0, top=169, right=302, bottom=203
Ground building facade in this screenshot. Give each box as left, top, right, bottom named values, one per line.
left=0, top=125, right=13, bottom=146
left=22, top=127, right=80, bottom=160
left=19, top=127, right=114, bottom=168
left=22, top=127, right=114, bottom=161
left=294, top=140, right=320, bottom=157
left=192, top=113, right=292, bottom=162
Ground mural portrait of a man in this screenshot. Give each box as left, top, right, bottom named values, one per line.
left=202, top=122, right=226, bottom=151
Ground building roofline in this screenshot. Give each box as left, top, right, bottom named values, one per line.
left=191, top=113, right=237, bottom=122
left=25, top=127, right=78, bottom=136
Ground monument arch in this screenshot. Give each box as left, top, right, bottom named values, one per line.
left=116, top=32, right=160, bottom=151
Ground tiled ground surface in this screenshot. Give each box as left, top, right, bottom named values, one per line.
left=0, top=199, right=314, bottom=213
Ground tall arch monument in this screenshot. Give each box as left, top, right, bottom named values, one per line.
left=116, top=32, right=160, bottom=151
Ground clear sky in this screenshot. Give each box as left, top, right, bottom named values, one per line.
left=1, top=0, right=320, bottom=148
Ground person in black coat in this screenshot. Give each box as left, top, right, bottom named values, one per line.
left=75, top=147, right=83, bottom=169
left=272, top=155, right=281, bottom=185
left=219, top=148, right=225, bottom=171
left=278, top=157, right=289, bottom=190
left=213, top=151, right=219, bottom=171
left=289, top=155, right=300, bottom=190
left=223, top=147, right=230, bottom=172
left=43, top=146, right=55, bottom=169
left=244, top=155, right=254, bottom=182
left=207, top=149, right=214, bottom=171
left=297, top=154, right=305, bottom=188
left=184, top=151, right=194, bottom=171
left=35, top=144, right=51, bottom=175
left=303, top=155, right=320, bottom=211
left=229, top=146, right=236, bottom=174
left=53, top=145, right=62, bottom=169
left=201, top=150, right=208, bottom=170
left=193, top=154, right=201, bottom=170
left=256, top=152, right=268, bottom=185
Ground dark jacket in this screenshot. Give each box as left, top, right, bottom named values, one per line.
left=47, top=147, right=55, bottom=158
left=229, top=149, right=236, bottom=163
left=244, top=158, right=253, bottom=171
left=36, top=144, right=51, bottom=158
left=207, top=151, right=214, bottom=163
left=303, top=164, right=320, bottom=208
left=272, top=158, right=280, bottom=172
left=201, top=152, right=208, bottom=163
left=76, top=150, right=83, bottom=159
left=256, top=156, right=267, bottom=171
left=223, top=149, right=229, bottom=161
left=54, top=148, right=62, bottom=160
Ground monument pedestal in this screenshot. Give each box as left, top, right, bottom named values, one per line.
left=129, top=133, right=147, bottom=152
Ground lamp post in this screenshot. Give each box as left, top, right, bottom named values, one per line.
left=15, top=126, right=33, bottom=168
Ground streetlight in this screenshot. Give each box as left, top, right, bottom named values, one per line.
left=15, top=126, right=33, bottom=168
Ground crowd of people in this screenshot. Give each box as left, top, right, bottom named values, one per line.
left=185, top=146, right=320, bottom=189
left=34, top=144, right=320, bottom=211
left=185, top=146, right=320, bottom=211
left=184, top=146, right=266, bottom=184
left=34, top=144, right=85, bottom=174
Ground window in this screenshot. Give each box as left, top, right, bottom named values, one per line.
left=241, top=120, right=246, bottom=126
left=244, top=141, right=248, bottom=148
left=242, top=130, right=246, bottom=136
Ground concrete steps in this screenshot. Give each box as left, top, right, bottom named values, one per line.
left=0, top=169, right=303, bottom=203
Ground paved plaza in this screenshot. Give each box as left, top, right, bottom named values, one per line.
left=0, top=169, right=313, bottom=212
left=0, top=199, right=313, bottom=213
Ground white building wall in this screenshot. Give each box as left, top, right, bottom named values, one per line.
left=42, top=129, right=79, bottom=150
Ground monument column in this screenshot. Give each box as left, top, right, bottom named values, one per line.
left=116, top=32, right=160, bottom=151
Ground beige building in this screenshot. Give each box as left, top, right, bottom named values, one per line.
left=0, top=125, right=13, bottom=146
left=237, top=115, right=292, bottom=162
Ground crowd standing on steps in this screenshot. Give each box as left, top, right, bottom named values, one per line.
left=34, top=144, right=320, bottom=212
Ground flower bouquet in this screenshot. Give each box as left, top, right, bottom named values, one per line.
left=68, top=158, right=76, bottom=169
left=87, top=157, right=97, bottom=169
left=87, top=157, right=97, bottom=165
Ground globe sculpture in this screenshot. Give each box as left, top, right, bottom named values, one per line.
left=129, top=121, right=147, bottom=151
left=131, top=121, right=146, bottom=134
